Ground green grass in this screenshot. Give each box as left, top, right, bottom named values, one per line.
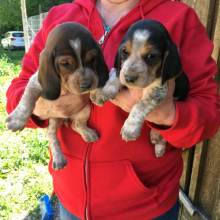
left=0, top=48, right=53, bottom=220
left=0, top=47, right=25, bottom=66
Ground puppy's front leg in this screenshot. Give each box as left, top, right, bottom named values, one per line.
left=150, top=129, right=166, bottom=157
left=90, top=68, right=122, bottom=106
left=47, top=118, right=67, bottom=170
left=101, top=68, right=122, bottom=102
left=90, top=88, right=105, bottom=107
left=6, top=72, right=42, bottom=132
left=70, top=102, right=99, bottom=142
left=121, top=78, right=167, bottom=141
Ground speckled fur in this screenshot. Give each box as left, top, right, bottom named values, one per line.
left=121, top=78, right=168, bottom=141
left=114, top=20, right=187, bottom=157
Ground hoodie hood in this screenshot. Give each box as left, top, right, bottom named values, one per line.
left=73, top=0, right=171, bottom=16
left=71, top=0, right=171, bottom=69
left=73, top=0, right=171, bottom=29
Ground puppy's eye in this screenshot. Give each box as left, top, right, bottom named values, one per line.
left=61, top=62, right=72, bottom=69
left=146, top=53, right=156, bottom=59
left=122, top=48, right=129, bottom=55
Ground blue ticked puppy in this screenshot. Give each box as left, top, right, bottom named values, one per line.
left=104, top=19, right=189, bottom=157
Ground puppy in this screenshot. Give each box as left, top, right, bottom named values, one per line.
left=6, top=22, right=109, bottom=170
left=103, top=19, right=189, bottom=157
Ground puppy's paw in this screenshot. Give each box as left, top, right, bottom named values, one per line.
left=52, top=153, right=67, bottom=170
left=121, top=120, right=141, bottom=141
left=101, top=68, right=121, bottom=102
left=155, top=145, right=166, bottom=158
left=81, top=128, right=99, bottom=142
left=150, top=130, right=163, bottom=144
left=150, top=130, right=166, bottom=157
left=90, top=88, right=105, bottom=107
left=101, top=86, right=119, bottom=102
left=5, top=111, right=29, bottom=132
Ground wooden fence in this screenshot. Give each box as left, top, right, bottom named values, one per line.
left=175, top=1, right=220, bottom=219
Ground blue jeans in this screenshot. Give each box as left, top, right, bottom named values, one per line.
left=59, top=198, right=181, bottom=220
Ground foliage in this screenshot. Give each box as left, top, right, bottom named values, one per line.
left=0, top=47, right=25, bottom=65
left=0, top=0, right=22, bottom=34
left=0, top=54, right=21, bottom=78
left=0, top=0, right=73, bottom=36
left=0, top=49, right=52, bottom=219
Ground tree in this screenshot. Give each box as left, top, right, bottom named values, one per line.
left=0, top=0, right=73, bottom=36
left=0, top=0, right=22, bottom=35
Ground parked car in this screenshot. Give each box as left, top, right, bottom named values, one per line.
left=1, top=31, right=32, bottom=50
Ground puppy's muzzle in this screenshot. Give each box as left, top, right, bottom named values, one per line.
left=80, top=82, right=92, bottom=90
left=125, top=74, right=138, bottom=84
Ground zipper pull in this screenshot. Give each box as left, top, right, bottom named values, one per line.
left=99, top=30, right=108, bottom=45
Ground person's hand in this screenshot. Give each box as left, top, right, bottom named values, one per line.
left=33, top=85, right=90, bottom=120
left=111, top=78, right=176, bottom=127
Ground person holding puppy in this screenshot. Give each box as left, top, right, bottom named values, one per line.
left=6, top=0, right=220, bottom=219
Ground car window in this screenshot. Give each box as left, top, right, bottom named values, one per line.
left=5, top=33, right=9, bottom=38
left=12, top=33, right=24, bottom=37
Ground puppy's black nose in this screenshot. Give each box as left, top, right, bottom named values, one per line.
left=80, top=82, right=92, bottom=89
left=125, top=74, right=138, bottom=84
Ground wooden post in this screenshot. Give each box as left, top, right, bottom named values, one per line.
left=21, top=0, right=30, bottom=53
left=39, top=5, right=42, bottom=29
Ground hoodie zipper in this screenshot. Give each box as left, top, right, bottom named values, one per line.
left=83, top=4, right=142, bottom=220
left=98, top=1, right=141, bottom=45
left=99, top=30, right=108, bottom=44
left=99, top=7, right=142, bottom=48
left=85, top=145, right=89, bottom=220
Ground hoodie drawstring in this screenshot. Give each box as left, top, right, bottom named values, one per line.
left=139, top=4, right=145, bottom=20
left=87, top=5, right=94, bottom=29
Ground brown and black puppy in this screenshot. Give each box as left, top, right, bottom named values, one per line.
left=105, top=19, right=190, bottom=157
left=6, top=22, right=109, bottom=170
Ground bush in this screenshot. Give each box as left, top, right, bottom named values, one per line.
left=0, top=54, right=21, bottom=77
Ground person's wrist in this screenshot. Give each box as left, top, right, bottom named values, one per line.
left=156, top=109, right=176, bottom=128
left=146, top=103, right=176, bottom=128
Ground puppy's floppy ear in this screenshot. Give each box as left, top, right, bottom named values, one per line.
left=95, top=41, right=109, bottom=88
left=38, top=49, right=61, bottom=100
left=114, top=48, right=121, bottom=77
left=162, top=41, right=182, bottom=85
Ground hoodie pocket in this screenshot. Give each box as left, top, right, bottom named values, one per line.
left=89, top=160, right=158, bottom=220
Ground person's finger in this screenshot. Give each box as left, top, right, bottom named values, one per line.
left=60, top=85, right=69, bottom=95
left=166, top=78, right=175, bottom=91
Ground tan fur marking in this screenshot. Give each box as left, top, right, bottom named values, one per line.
left=140, top=43, right=160, bottom=57
left=123, top=40, right=132, bottom=54
left=85, top=49, right=98, bottom=63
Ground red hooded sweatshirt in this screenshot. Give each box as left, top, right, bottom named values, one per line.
left=6, top=0, right=220, bottom=219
